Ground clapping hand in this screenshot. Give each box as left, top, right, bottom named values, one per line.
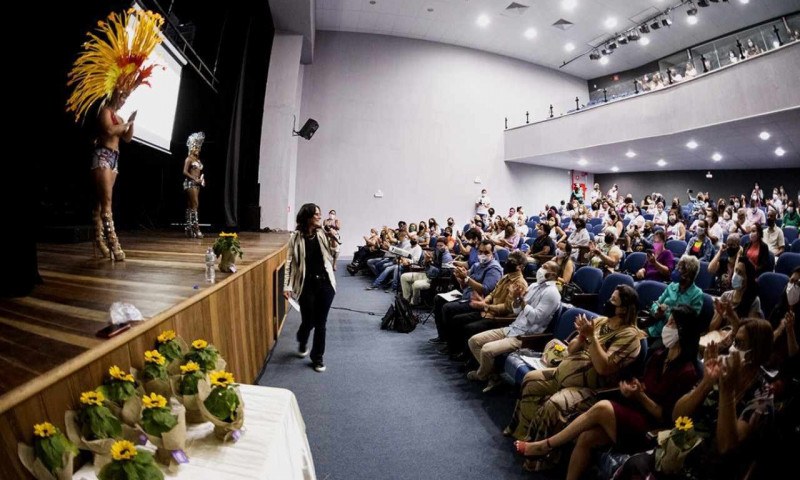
left=719, top=345, right=741, bottom=393
left=575, top=313, right=595, bottom=338
left=510, top=282, right=526, bottom=300
left=723, top=301, right=740, bottom=330
left=619, top=378, right=644, bottom=399
left=703, top=341, right=722, bottom=384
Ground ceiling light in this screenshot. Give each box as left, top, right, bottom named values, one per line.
left=639, top=24, right=651, bottom=34
left=611, top=166, right=620, bottom=172
left=657, top=159, right=667, bottom=167
left=599, top=56, right=609, bottom=65
left=739, top=0, right=749, bottom=3
left=640, top=36, right=651, bottom=46
left=605, top=17, right=618, bottom=29
left=589, top=51, right=601, bottom=60
left=626, top=150, right=636, bottom=158
left=686, top=140, right=698, bottom=149
left=524, top=28, right=537, bottom=39
left=775, top=147, right=786, bottom=156
left=565, top=42, right=575, bottom=52
left=712, top=152, right=723, bottom=161
left=476, top=14, right=490, bottom=27
left=578, top=158, right=588, bottom=166
left=562, top=0, right=578, bottom=10
left=759, top=131, right=771, bottom=140
left=687, top=16, right=698, bottom=25
left=706, top=171, right=713, bottom=178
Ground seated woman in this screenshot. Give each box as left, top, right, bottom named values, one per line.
left=617, top=318, right=775, bottom=480
left=588, top=228, right=623, bottom=276
left=743, top=224, right=770, bottom=276
left=635, top=230, right=675, bottom=282
left=514, top=305, right=702, bottom=480
left=684, top=219, right=716, bottom=262
left=554, top=243, right=575, bottom=292
left=707, top=258, right=763, bottom=334
left=504, top=285, right=644, bottom=471
left=666, top=210, right=686, bottom=241
left=528, top=223, right=556, bottom=266
left=646, top=256, right=704, bottom=341
left=708, top=234, right=741, bottom=292
left=560, top=217, right=590, bottom=251
left=767, top=266, right=800, bottom=369
left=494, top=222, right=520, bottom=252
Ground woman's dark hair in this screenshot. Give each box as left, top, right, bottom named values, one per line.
left=735, top=258, right=759, bottom=318
left=615, top=284, right=640, bottom=326
left=295, top=203, right=319, bottom=232
left=752, top=225, right=764, bottom=240
left=540, top=222, right=552, bottom=235
left=670, top=304, right=702, bottom=365
left=740, top=318, right=774, bottom=367
left=653, top=230, right=666, bottom=242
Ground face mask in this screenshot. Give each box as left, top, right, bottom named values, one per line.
left=787, top=283, right=799, bottom=306
left=731, top=272, right=744, bottom=290
left=669, top=216, right=676, bottom=223
left=767, top=219, right=776, bottom=228
left=727, top=345, right=749, bottom=365
left=657, top=208, right=663, bottom=213
left=662, top=325, right=680, bottom=349
left=734, top=202, right=740, bottom=208
left=479, top=254, right=493, bottom=265
left=536, top=268, right=548, bottom=284
left=696, top=227, right=706, bottom=236
left=723, top=213, right=731, bottom=220
left=605, top=235, right=614, bottom=244
left=653, top=242, right=664, bottom=255
left=727, top=246, right=739, bottom=257
left=788, top=207, right=795, bottom=213
left=698, top=214, right=705, bottom=220
left=503, top=262, right=518, bottom=274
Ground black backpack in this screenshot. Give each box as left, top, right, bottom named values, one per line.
left=380, top=294, right=419, bottom=333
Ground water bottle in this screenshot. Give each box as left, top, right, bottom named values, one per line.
left=204, top=247, right=216, bottom=283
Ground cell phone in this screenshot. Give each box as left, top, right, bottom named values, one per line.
left=96, top=323, right=130, bottom=338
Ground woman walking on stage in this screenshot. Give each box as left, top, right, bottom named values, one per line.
left=284, top=203, right=338, bottom=372
left=183, top=132, right=206, bottom=238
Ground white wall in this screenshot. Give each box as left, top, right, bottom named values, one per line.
left=295, top=31, right=588, bottom=256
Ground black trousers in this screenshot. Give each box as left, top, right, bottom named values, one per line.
left=447, top=313, right=501, bottom=353
left=297, top=275, right=335, bottom=363
left=434, top=296, right=474, bottom=338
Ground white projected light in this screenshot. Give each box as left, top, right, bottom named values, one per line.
left=775, top=147, right=785, bottom=156
left=524, top=28, right=537, bottom=39
left=611, top=166, right=619, bottom=172
left=759, top=131, right=771, bottom=140
left=116, top=9, right=187, bottom=152
left=578, top=158, right=588, bottom=166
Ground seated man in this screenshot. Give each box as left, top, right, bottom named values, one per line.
left=635, top=230, right=674, bottom=282
left=708, top=233, right=741, bottom=291
left=466, top=261, right=561, bottom=392
left=400, top=237, right=452, bottom=306
left=440, top=250, right=529, bottom=359
left=588, top=228, right=623, bottom=275
left=763, top=210, right=785, bottom=256
left=366, top=236, right=423, bottom=292
left=368, top=230, right=410, bottom=275
left=453, top=228, right=481, bottom=269
left=646, top=255, right=704, bottom=341
left=430, top=239, right=502, bottom=345
left=560, top=217, right=590, bottom=251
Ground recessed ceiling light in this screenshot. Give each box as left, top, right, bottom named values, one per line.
left=599, top=56, right=609, bottom=65
left=759, top=131, right=771, bottom=140
left=657, top=159, right=667, bottom=167
left=565, top=42, right=575, bottom=52
left=578, top=158, right=588, bottom=166
left=706, top=171, right=713, bottom=178
left=605, top=17, right=618, bottom=29
left=562, top=0, right=578, bottom=10
left=640, top=36, right=651, bottom=46
left=611, top=166, right=620, bottom=172
left=687, top=16, right=698, bottom=25
left=476, top=14, right=490, bottom=27
left=686, top=140, right=698, bottom=149
left=712, top=152, right=723, bottom=161
left=775, top=147, right=786, bottom=156
left=625, top=150, right=636, bottom=158
left=739, top=0, right=749, bottom=4
left=524, top=28, right=537, bottom=39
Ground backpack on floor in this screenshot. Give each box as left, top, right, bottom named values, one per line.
left=380, top=295, right=418, bottom=333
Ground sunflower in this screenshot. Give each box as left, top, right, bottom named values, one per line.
left=192, top=339, right=208, bottom=350
left=180, top=361, right=200, bottom=374
left=33, top=422, right=57, bottom=438
left=144, top=350, right=166, bottom=365
left=553, top=343, right=566, bottom=352
left=108, top=365, right=135, bottom=382
left=675, top=416, right=694, bottom=431
left=209, top=370, right=235, bottom=388
left=110, top=440, right=138, bottom=461
left=141, top=393, right=168, bottom=409
left=80, top=390, right=105, bottom=406
left=219, top=232, right=238, bottom=238
left=157, top=330, right=176, bottom=343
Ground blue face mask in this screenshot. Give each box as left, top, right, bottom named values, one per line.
left=731, top=273, right=744, bottom=290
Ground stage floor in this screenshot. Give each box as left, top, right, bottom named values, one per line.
left=0, top=231, right=289, bottom=396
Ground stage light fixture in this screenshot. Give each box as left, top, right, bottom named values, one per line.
left=608, top=41, right=618, bottom=50
left=698, top=0, right=710, bottom=6
left=706, top=171, right=713, bottom=178
left=687, top=3, right=698, bottom=16
left=651, top=20, right=661, bottom=30
left=639, top=24, right=651, bottom=34
left=627, top=30, right=641, bottom=41
left=601, top=46, right=613, bottom=55
left=618, top=34, right=628, bottom=45
left=589, top=51, right=601, bottom=60
left=662, top=18, right=672, bottom=27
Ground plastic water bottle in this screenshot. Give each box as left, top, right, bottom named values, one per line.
left=205, top=247, right=216, bottom=283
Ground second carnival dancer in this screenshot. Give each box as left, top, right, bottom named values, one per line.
left=183, top=132, right=206, bottom=238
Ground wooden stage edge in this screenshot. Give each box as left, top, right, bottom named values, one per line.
left=0, top=232, right=289, bottom=478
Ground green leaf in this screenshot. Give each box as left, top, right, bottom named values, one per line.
left=179, top=371, right=203, bottom=396
left=105, top=379, right=137, bottom=403
left=33, top=433, right=75, bottom=473
left=79, top=404, right=122, bottom=440
left=141, top=407, right=177, bottom=437
left=184, top=346, right=219, bottom=372
left=203, top=386, right=239, bottom=422
left=157, top=339, right=183, bottom=362
left=142, top=363, right=167, bottom=382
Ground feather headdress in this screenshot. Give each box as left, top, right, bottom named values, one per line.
left=66, top=8, right=164, bottom=123
left=187, top=132, right=206, bottom=151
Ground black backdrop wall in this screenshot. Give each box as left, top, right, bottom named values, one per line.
left=596, top=168, right=800, bottom=204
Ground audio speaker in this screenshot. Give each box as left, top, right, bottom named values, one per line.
left=295, top=118, right=319, bottom=140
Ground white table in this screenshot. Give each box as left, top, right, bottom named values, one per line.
left=75, top=385, right=316, bottom=480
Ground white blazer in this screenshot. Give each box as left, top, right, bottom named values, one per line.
left=284, top=229, right=337, bottom=296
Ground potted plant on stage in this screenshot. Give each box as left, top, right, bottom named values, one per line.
left=17, top=421, right=78, bottom=480
left=212, top=232, right=243, bottom=273
left=197, top=370, right=245, bottom=442
left=98, top=440, right=163, bottom=480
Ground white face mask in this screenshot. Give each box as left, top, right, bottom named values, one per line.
left=727, top=345, right=749, bottom=365
left=787, top=283, right=799, bottom=307
left=696, top=227, right=706, bottom=236
left=661, top=325, right=680, bottom=349
left=536, top=268, right=548, bottom=284
left=731, top=273, right=744, bottom=290
left=478, top=254, right=493, bottom=265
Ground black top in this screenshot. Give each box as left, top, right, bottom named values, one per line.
left=304, top=233, right=325, bottom=281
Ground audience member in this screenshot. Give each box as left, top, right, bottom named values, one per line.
left=636, top=230, right=674, bottom=282
left=708, top=233, right=741, bottom=291
left=588, top=228, right=623, bottom=275
left=646, top=255, right=704, bottom=340
left=744, top=224, right=770, bottom=276
left=763, top=210, right=785, bottom=256
left=784, top=200, right=800, bottom=227
left=707, top=259, right=763, bottom=334
left=400, top=237, right=452, bottom=306
left=684, top=219, right=716, bottom=262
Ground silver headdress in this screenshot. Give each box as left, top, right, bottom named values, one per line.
left=187, top=132, right=205, bottom=151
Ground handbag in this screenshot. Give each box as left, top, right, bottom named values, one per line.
left=561, top=282, right=583, bottom=303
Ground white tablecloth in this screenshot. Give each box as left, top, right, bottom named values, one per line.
left=74, top=385, right=316, bottom=480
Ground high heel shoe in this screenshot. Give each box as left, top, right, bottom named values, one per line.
left=514, top=438, right=552, bottom=458
left=93, top=209, right=110, bottom=258
left=103, top=212, right=125, bottom=261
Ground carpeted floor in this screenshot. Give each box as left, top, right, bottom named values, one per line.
left=258, top=263, right=555, bottom=480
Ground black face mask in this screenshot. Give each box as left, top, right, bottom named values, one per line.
left=767, top=219, right=776, bottom=228
left=727, top=246, right=739, bottom=256
left=503, top=262, right=518, bottom=274
left=605, top=234, right=614, bottom=244
left=575, top=221, right=585, bottom=229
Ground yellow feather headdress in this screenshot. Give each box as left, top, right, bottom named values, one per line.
left=66, top=8, right=165, bottom=123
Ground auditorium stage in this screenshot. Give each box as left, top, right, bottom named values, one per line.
left=0, top=231, right=290, bottom=477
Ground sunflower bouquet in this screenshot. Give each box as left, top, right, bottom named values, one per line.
left=197, top=370, right=245, bottom=442
left=655, top=416, right=702, bottom=474
left=168, top=361, right=207, bottom=424
left=99, top=366, right=143, bottom=426
left=97, top=440, right=163, bottom=480
left=154, top=329, right=187, bottom=366
left=213, top=232, right=243, bottom=272
left=135, top=393, right=187, bottom=468
left=183, top=339, right=225, bottom=372
left=135, top=350, right=172, bottom=399
left=64, top=390, right=126, bottom=469
left=17, top=422, right=77, bottom=480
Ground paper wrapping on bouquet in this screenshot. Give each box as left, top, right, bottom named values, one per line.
left=169, top=374, right=207, bottom=424
left=196, top=380, right=245, bottom=442
left=134, top=398, right=188, bottom=471
left=131, top=367, right=172, bottom=401
left=17, top=443, right=75, bottom=480
left=63, top=410, right=139, bottom=470
left=541, top=339, right=568, bottom=367
left=161, top=337, right=190, bottom=373
left=106, top=386, right=146, bottom=428
left=219, top=250, right=237, bottom=273
left=655, top=429, right=702, bottom=474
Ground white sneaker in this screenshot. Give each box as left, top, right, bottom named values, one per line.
left=313, top=362, right=326, bottom=372
left=296, top=345, right=310, bottom=358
